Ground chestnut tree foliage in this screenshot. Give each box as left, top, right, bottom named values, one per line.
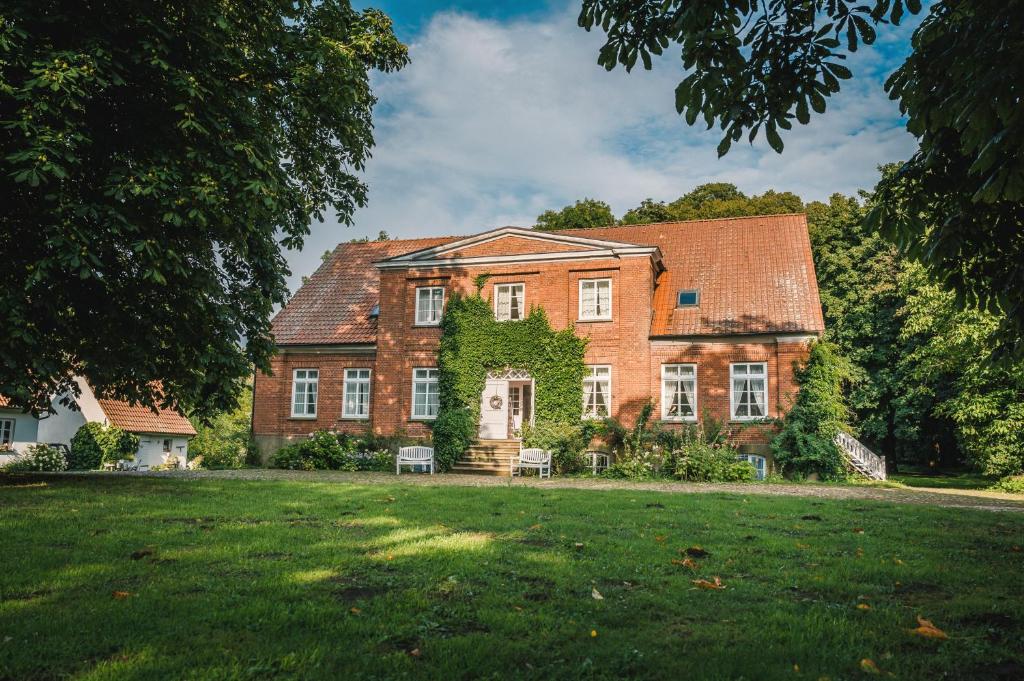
left=0, top=1, right=407, bottom=416
left=579, top=0, right=1024, bottom=352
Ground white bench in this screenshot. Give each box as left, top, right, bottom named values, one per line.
left=396, top=446, right=435, bottom=475
left=511, top=448, right=551, bottom=479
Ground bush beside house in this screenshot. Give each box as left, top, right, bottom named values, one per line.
left=68, top=422, right=139, bottom=470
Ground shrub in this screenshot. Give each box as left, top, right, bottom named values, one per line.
left=991, top=475, right=1024, bottom=495
left=432, top=407, right=475, bottom=472
left=522, top=419, right=590, bottom=474
left=269, top=430, right=356, bottom=471
left=772, top=340, right=852, bottom=480
left=354, top=449, right=393, bottom=472
left=604, top=442, right=666, bottom=480
left=2, top=444, right=68, bottom=472
left=69, top=422, right=139, bottom=470
left=674, top=441, right=753, bottom=482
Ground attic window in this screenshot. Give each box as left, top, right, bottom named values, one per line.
left=369, top=304, right=380, bottom=319
left=677, top=289, right=700, bottom=307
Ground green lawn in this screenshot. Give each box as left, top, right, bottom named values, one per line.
left=1, top=476, right=1022, bottom=680
left=889, top=468, right=999, bottom=491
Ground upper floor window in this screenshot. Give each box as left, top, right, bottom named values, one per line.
left=415, top=287, right=445, bottom=326
left=0, top=418, right=14, bottom=447
left=343, top=368, right=372, bottom=419
left=494, top=283, right=525, bottom=321
left=662, top=364, right=697, bottom=421
left=582, top=365, right=611, bottom=419
left=411, top=368, right=440, bottom=420
left=291, top=368, right=318, bottom=417
left=731, top=363, right=767, bottom=420
left=579, top=278, right=612, bottom=321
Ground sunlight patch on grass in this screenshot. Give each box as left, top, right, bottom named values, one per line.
left=289, top=568, right=337, bottom=584
left=385, top=531, right=494, bottom=558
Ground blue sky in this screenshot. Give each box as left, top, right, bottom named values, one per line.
left=289, top=1, right=923, bottom=289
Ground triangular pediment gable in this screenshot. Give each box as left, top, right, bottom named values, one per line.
left=375, top=227, right=663, bottom=270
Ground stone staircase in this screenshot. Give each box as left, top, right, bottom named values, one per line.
left=835, top=431, right=887, bottom=480
left=450, top=439, right=519, bottom=476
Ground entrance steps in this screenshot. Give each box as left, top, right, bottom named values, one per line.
left=450, top=439, right=519, bottom=476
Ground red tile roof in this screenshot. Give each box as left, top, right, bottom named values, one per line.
left=559, top=214, right=825, bottom=336
left=271, top=237, right=459, bottom=344
left=271, top=214, right=824, bottom=343
left=0, top=395, right=9, bottom=408
left=97, top=399, right=197, bottom=436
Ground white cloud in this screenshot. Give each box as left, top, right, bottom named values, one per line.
left=286, top=3, right=919, bottom=288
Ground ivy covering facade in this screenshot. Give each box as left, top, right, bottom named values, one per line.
left=432, top=294, right=587, bottom=470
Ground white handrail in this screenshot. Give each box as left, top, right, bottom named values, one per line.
left=834, top=431, right=886, bottom=480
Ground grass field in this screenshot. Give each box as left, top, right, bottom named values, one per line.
left=1, top=475, right=1022, bottom=680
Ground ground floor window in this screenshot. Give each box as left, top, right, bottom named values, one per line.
left=162, top=438, right=172, bottom=453
left=0, top=418, right=14, bottom=447
left=582, top=365, right=611, bottom=419
left=343, top=369, right=372, bottom=419
left=661, top=364, right=697, bottom=421
left=738, top=454, right=768, bottom=481
left=291, top=369, right=319, bottom=417
left=412, top=368, right=440, bottom=419
left=730, top=362, right=767, bottom=420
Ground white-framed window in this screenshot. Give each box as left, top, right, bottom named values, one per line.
left=0, top=418, right=14, bottom=446
left=661, top=364, right=697, bottom=421
left=291, top=368, right=319, bottom=417
left=494, top=283, right=525, bottom=322
left=582, top=365, right=612, bottom=419
left=731, top=363, right=768, bottom=420
left=415, top=286, right=445, bottom=326
left=578, top=278, right=612, bottom=321
left=411, top=368, right=440, bottom=420
left=162, top=438, right=172, bottom=453
left=738, top=454, right=768, bottom=481
left=343, top=368, right=372, bottom=419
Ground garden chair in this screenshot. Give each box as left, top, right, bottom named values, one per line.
left=396, top=446, right=435, bottom=475
left=511, top=448, right=551, bottom=479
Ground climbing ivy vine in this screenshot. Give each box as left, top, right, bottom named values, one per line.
left=432, top=294, right=587, bottom=470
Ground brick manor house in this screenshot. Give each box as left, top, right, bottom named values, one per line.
left=252, top=214, right=825, bottom=464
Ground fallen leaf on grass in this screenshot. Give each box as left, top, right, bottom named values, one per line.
left=796, top=542, right=811, bottom=550
left=853, top=528, right=865, bottom=534
left=692, top=577, right=726, bottom=590
left=381, top=496, right=396, bottom=503
left=528, top=523, right=542, bottom=531
left=1011, top=545, right=1021, bottom=553
left=856, top=603, right=871, bottom=611
left=860, top=658, right=881, bottom=675
left=130, top=548, right=154, bottom=561
left=671, top=557, right=698, bottom=570
left=590, top=629, right=598, bottom=638
left=907, top=616, right=948, bottom=640
left=591, top=587, right=603, bottom=600
left=408, top=648, right=421, bottom=658
left=111, top=591, right=131, bottom=600
left=574, top=542, right=584, bottom=550
left=684, top=546, right=709, bottom=558
left=349, top=607, right=361, bottom=615
left=654, top=535, right=667, bottom=543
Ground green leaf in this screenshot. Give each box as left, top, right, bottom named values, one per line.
left=765, top=122, right=784, bottom=154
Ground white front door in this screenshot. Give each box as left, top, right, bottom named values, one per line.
left=508, top=384, right=523, bottom=435
left=478, top=379, right=509, bottom=439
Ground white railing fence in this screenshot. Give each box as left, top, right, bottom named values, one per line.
left=834, top=431, right=887, bottom=480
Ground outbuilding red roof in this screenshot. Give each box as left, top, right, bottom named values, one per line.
left=270, top=214, right=824, bottom=344
left=96, top=398, right=196, bottom=437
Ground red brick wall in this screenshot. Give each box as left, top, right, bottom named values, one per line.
left=253, top=241, right=814, bottom=456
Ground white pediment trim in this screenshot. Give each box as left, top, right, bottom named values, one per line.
left=375, top=227, right=663, bottom=270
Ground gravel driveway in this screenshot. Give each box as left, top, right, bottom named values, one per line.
left=107, top=469, right=1024, bottom=513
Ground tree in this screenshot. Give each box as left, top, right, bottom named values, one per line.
left=771, top=340, right=852, bottom=480
left=535, top=198, right=615, bottom=231
left=620, top=183, right=804, bottom=225
left=0, top=2, right=408, bottom=416
left=189, top=380, right=253, bottom=469
left=579, top=0, right=1024, bottom=350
